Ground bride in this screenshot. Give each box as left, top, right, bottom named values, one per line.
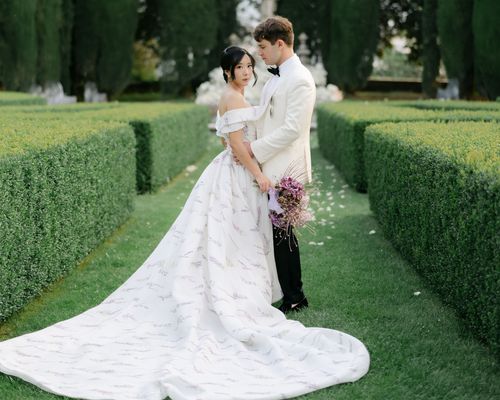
left=0, top=46, right=370, bottom=400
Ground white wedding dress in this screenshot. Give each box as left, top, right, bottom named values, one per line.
left=0, top=107, right=370, bottom=400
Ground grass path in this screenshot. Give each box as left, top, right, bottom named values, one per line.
left=0, top=135, right=498, bottom=400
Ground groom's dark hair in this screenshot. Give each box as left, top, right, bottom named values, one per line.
left=220, top=46, right=258, bottom=86
left=253, top=16, right=294, bottom=47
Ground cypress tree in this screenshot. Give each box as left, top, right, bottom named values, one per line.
left=437, top=0, right=474, bottom=98
left=327, top=0, right=379, bottom=92
left=203, top=0, right=239, bottom=86
left=473, top=0, right=500, bottom=99
left=36, top=0, right=63, bottom=87
left=277, top=0, right=329, bottom=60
left=157, top=0, right=219, bottom=95
left=97, top=0, right=139, bottom=96
left=60, top=0, right=74, bottom=92
left=421, top=0, right=440, bottom=98
left=72, top=0, right=101, bottom=88
left=73, top=0, right=138, bottom=97
left=0, top=0, right=37, bottom=91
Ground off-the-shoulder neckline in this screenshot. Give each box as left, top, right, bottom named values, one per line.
left=217, top=106, right=255, bottom=119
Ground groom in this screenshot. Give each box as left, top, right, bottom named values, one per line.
left=244, top=16, right=316, bottom=313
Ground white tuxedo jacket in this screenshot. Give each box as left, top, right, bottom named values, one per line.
left=251, top=54, right=316, bottom=184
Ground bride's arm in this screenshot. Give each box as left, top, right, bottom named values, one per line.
left=229, top=131, right=271, bottom=192
left=221, top=94, right=271, bottom=192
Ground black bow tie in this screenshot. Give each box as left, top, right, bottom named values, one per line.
left=267, top=66, right=280, bottom=76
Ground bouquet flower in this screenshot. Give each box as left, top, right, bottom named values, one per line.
left=267, top=166, right=314, bottom=242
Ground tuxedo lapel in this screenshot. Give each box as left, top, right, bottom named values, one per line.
left=260, top=76, right=283, bottom=110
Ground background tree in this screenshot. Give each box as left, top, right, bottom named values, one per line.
left=59, top=0, right=74, bottom=92
left=136, top=0, right=161, bottom=42
left=97, top=0, right=139, bottom=96
left=277, top=0, right=329, bottom=61
left=0, top=0, right=37, bottom=91
left=157, top=0, right=219, bottom=95
left=421, top=0, right=440, bottom=97
left=326, top=0, right=379, bottom=92
left=72, top=0, right=103, bottom=92
left=72, top=0, right=139, bottom=97
left=379, top=0, right=423, bottom=62
left=36, top=0, right=63, bottom=88
left=204, top=0, right=240, bottom=87
left=437, top=0, right=474, bottom=98
left=473, top=0, right=500, bottom=100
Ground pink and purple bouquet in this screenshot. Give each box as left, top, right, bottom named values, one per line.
left=268, top=175, right=314, bottom=237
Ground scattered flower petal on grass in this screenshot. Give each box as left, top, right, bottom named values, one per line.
left=339, top=204, right=345, bottom=208
left=369, top=230, right=376, bottom=235
left=414, top=291, right=421, bottom=296
left=185, top=165, right=197, bottom=172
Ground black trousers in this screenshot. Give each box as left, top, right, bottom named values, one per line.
left=272, top=225, right=305, bottom=304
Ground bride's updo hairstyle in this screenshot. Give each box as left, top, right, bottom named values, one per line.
left=220, top=46, right=258, bottom=86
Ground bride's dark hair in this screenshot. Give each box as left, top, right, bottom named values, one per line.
left=220, top=46, right=258, bottom=86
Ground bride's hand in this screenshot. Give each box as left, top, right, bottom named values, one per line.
left=256, top=174, right=272, bottom=193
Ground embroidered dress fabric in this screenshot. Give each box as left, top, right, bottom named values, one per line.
left=0, top=107, right=370, bottom=400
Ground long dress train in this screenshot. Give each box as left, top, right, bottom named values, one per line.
left=0, top=106, right=370, bottom=400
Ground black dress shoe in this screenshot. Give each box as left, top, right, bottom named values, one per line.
left=289, top=297, right=308, bottom=313
left=278, top=297, right=309, bottom=314
left=278, top=302, right=292, bottom=313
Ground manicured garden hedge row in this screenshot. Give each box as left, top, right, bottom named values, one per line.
left=4, top=103, right=210, bottom=193
left=364, top=121, right=499, bottom=357
left=0, top=91, right=46, bottom=106
left=87, top=104, right=210, bottom=192
left=394, top=99, right=500, bottom=112
left=0, top=118, right=136, bottom=321
left=317, top=102, right=500, bottom=192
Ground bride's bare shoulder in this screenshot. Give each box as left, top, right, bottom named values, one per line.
left=218, top=89, right=248, bottom=116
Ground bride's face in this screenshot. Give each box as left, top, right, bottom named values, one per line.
left=229, top=54, right=254, bottom=88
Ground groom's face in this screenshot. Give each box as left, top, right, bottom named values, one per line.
left=257, top=39, right=281, bottom=66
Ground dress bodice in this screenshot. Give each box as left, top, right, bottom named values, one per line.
left=215, top=106, right=265, bottom=143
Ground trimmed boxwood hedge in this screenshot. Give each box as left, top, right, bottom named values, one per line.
left=317, top=101, right=500, bottom=192
left=85, top=104, right=210, bottom=192
left=0, top=118, right=136, bottom=321
left=364, top=121, right=499, bottom=357
left=394, top=99, right=500, bottom=112
left=3, top=103, right=210, bottom=193
left=0, top=91, right=46, bottom=106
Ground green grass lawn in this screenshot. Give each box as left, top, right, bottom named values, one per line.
left=0, top=134, right=498, bottom=400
